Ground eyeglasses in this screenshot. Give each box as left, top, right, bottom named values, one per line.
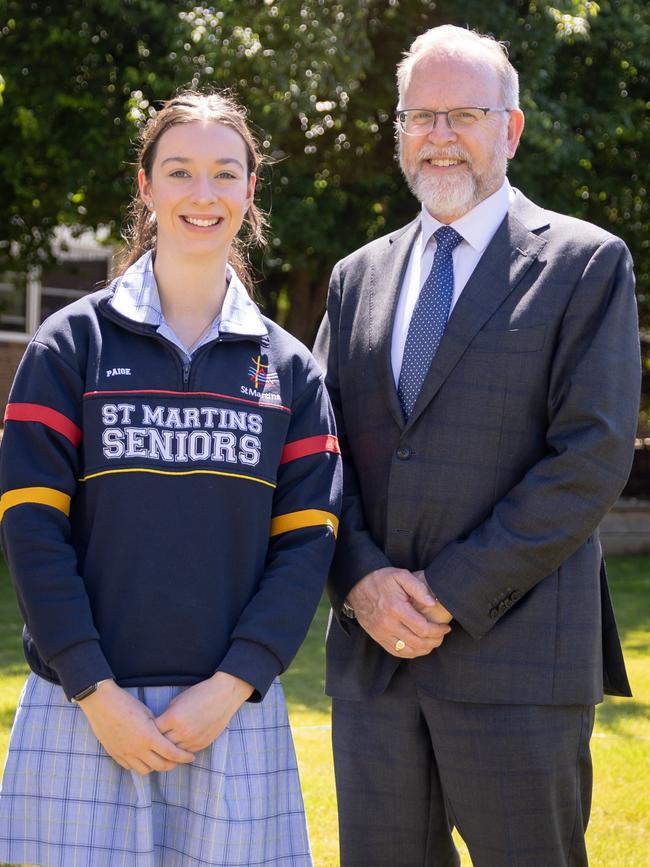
left=396, top=107, right=511, bottom=135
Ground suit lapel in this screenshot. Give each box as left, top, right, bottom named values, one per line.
left=369, top=220, right=419, bottom=428
left=405, top=193, right=549, bottom=429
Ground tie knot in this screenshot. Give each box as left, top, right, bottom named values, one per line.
left=434, top=225, right=463, bottom=254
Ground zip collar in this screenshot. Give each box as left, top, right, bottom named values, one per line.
left=107, top=250, right=269, bottom=345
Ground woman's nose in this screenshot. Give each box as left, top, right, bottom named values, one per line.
left=191, top=174, right=216, bottom=203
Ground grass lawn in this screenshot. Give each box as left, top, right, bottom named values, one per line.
left=1, top=555, right=649, bottom=866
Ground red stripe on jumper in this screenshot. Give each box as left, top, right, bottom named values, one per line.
left=280, top=434, right=341, bottom=464
left=83, top=389, right=291, bottom=413
left=4, top=403, right=82, bottom=447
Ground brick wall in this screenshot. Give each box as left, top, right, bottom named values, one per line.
left=0, top=340, right=28, bottom=422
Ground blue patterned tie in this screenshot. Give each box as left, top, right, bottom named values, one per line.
left=398, top=225, right=463, bottom=419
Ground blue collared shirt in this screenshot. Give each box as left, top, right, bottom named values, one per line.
left=109, top=250, right=267, bottom=361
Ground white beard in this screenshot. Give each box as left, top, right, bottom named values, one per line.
left=410, top=162, right=479, bottom=219
left=400, top=133, right=509, bottom=219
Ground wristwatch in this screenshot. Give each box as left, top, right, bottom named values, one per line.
left=70, top=678, right=113, bottom=704
left=342, top=600, right=356, bottom=619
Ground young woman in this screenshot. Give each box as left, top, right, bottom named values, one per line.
left=0, top=90, right=341, bottom=866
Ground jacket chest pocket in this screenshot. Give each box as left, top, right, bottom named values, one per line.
left=469, top=324, right=547, bottom=353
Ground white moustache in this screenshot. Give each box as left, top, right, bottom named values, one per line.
left=417, top=145, right=470, bottom=162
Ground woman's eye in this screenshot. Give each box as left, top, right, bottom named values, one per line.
left=216, top=172, right=237, bottom=180
left=170, top=170, right=189, bottom=178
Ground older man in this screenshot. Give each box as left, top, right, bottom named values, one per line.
left=314, top=25, right=640, bottom=867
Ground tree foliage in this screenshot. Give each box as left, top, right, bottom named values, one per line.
left=0, top=0, right=648, bottom=360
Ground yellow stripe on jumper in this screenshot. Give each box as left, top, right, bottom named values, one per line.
left=270, top=509, right=339, bottom=538
left=78, top=467, right=276, bottom=489
left=0, top=486, right=71, bottom=522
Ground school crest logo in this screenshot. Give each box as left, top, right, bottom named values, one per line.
left=241, top=354, right=282, bottom=402
left=248, top=354, right=279, bottom=389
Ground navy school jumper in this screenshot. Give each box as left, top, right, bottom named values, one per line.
left=0, top=279, right=342, bottom=702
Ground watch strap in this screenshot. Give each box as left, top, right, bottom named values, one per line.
left=70, top=678, right=113, bottom=703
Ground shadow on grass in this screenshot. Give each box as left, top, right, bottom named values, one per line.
left=605, top=555, right=650, bottom=646
left=597, top=698, right=650, bottom=736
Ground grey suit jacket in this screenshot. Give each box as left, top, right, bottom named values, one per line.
left=314, top=190, right=641, bottom=706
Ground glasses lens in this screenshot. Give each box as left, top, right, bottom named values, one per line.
left=400, top=110, right=434, bottom=134
left=448, top=108, right=484, bottom=129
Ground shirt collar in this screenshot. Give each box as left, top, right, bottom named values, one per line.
left=420, top=178, right=514, bottom=253
left=220, top=269, right=268, bottom=340
left=109, top=249, right=161, bottom=326
left=110, top=250, right=268, bottom=340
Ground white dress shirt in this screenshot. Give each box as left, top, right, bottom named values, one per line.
left=391, top=179, right=515, bottom=387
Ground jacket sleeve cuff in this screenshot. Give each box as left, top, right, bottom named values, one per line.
left=424, top=546, right=496, bottom=640
left=217, top=638, right=283, bottom=703
left=49, top=640, right=114, bottom=701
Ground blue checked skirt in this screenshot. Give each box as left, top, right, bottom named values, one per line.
left=0, top=674, right=312, bottom=866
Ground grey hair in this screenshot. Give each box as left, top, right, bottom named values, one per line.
left=396, top=25, right=519, bottom=110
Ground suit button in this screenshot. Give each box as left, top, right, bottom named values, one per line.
left=510, top=590, right=521, bottom=601
left=489, top=608, right=499, bottom=619
left=396, top=446, right=412, bottom=460
left=498, top=600, right=508, bottom=613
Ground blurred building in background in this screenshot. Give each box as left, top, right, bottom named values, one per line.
left=0, top=227, right=112, bottom=419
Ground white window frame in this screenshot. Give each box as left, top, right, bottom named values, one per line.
left=0, top=227, right=113, bottom=343
left=0, top=267, right=40, bottom=344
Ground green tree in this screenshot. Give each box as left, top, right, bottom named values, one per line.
left=0, top=0, right=185, bottom=266
left=1, top=0, right=648, bottom=370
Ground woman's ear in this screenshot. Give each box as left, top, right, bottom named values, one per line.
left=246, top=172, right=257, bottom=209
left=137, top=168, right=154, bottom=211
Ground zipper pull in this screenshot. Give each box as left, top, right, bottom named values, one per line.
left=183, top=361, right=191, bottom=386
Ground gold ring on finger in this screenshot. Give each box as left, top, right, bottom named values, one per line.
left=394, top=639, right=406, bottom=652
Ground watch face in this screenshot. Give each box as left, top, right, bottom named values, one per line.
left=72, top=683, right=98, bottom=703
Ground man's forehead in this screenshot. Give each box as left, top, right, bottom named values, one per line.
left=405, top=50, right=502, bottom=101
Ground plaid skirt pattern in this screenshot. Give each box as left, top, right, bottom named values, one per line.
left=0, top=673, right=312, bottom=867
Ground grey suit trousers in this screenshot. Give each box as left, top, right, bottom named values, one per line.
left=332, top=664, right=594, bottom=867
